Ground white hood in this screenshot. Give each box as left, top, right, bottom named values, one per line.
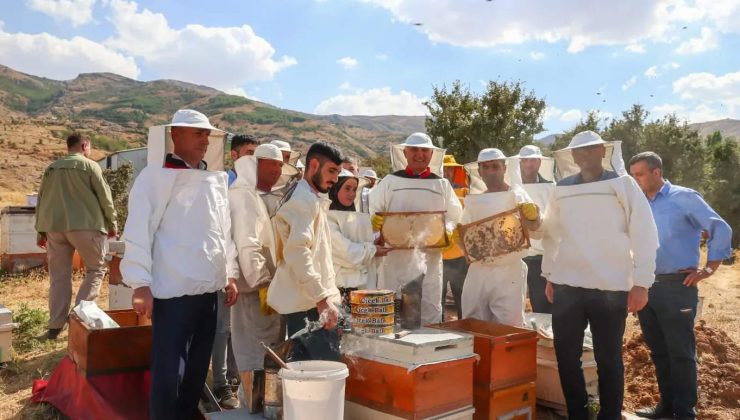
left=231, top=155, right=298, bottom=192
left=553, top=140, right=627, bottom=182
left=146, top=125, right=226, bottom=171
left=465, top=157, right=524, bottom=195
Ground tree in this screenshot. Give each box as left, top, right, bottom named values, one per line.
left=362, top=155, right=392, bottom=179
left=705, top=132, right=740, bottom=247
left=424, top=80, right=546, bottom=162
left=552, top=110, right=607, bottom=150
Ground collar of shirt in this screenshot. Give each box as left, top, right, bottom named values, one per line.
left=166, top=153, right=207, bottom=170
left=405, top=166, right=432, bottom=178
left=650, top=180, right=672, bottom=201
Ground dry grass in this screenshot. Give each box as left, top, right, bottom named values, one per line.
left=0, top=192, right=28, bottom=208
left=0, top=270, right=109, bottom=419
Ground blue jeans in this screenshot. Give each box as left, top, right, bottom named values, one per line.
left=150, top=293, right=217, bottom=420
left=638, top=274, right=697, bottom=419
left=211, top=290, right=239, bottom=389
left=551, top=284, right=627, bottom=420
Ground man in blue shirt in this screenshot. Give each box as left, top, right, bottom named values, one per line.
left=629, top=152, right=733, bottom=420
left=227, top=134, right=260, bottom=186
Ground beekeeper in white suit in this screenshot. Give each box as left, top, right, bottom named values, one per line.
left=122, top=109, right=239, bottom=419
left=228, top=143, right=297, bottom=412
left=515, top=145, right=556, bottom=314
left=460, top=148, right=541, bottom=327
left=369, top=133, right=463, bottom=325
left=541, top=131, right=658, bottom=420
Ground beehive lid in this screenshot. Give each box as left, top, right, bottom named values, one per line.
left=342, top=327, right=474, bottom=366
left=1, top=206, right=35, bottom=216
left=0, top=304, right=12, bottom=326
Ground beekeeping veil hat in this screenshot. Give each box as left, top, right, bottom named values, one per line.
left=270, top=140, right=302, bottom=165
left=360, top=168, right=378, bottom=180
left=515, top=145, right=555, bottom=182
left=232, top=143, right=298, bottom=191
left=390, top=132, right=446, bottom=176
left=147, top=109, right=227, bottom=171
left=552, top=131, right=626, bottom=181
left=464, top=148, right=523, bottom=194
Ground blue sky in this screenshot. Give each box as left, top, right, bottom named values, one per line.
left=1, top=0, right=739, bottom=134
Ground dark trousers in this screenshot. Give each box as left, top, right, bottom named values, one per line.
left=551, top=284, right=627, bottom=420
left=284, top=308, right=340, bottom=362
left=524, top=255, right=552, bottom=313
left=150, top=293, right=218, bottom=420
left=442, top=257, right=468, bottom=320
left=638, top=274, right=698, bottom=419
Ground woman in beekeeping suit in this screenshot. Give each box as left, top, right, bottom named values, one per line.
left=369, top=133, right=463, bottom=325
left=514, top=145, right=556, bottom=314
left=327, top=170, right=391, bottom=314
left=460, top=148, right=541, bottom=327
left=541, top=131, right=658, bottom=420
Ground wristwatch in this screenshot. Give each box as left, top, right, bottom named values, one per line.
left=703, top=266, right=714, bottom=275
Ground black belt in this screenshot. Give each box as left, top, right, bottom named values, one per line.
left=655, top=273, right=689, bottom=282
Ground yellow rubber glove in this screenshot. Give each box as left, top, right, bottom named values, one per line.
left=371, top=214, right=385, bottom=232
left=434, top=230, right=455, bottom=252
left=259, top=286, right=276, bottom=315
left=518, top=202, right=540, bottom=221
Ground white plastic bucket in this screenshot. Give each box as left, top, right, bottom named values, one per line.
left=279, top=360, right=349, bottom=420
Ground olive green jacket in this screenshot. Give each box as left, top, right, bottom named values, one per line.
left=35, top=153, right=117, bottom=236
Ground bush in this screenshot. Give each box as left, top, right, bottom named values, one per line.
left=12, top=304, right=50, bottom=354
left=103, top=163, right=134, bottom=232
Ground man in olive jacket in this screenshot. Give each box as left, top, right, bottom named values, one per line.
left=35, top=132, right=117, bottom=339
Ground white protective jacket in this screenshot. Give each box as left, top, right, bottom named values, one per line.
left=369, top=173, right=463, bottom=324
left=121, top=167, right=239, bottom=298
left=327, top=210, right=378, bottom=289
left=267, top=179, right=340, bottom=313
left=229, top=156, right=277, bottom=294
left=541, top=175, right=658, bottom=291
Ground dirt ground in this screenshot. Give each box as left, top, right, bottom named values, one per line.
left=0, top=261, right=738, bottom=419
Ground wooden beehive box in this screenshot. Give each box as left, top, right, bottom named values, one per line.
left=343, top=328, right=476, bottom=419
left=429, top=319, right=537, bottom=391
left=472, top=381, right=536, bottom=420
left=68, top=309, right=152, bottom=376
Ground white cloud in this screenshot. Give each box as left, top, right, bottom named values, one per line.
left=375, top=53, right=388, bottom=60
left=560, top=109, right=582, bottom=122
left=651, top=103, right=732, bottom=123
left=675, top=27, right=718, bottom=54
left=664, top=62, right=680, bottom=70
left=644, top=65, right=659, bottom=78
left=673, top=70, right=740, bottom=105
left=105, top=0, right=295, bottom=90
left=26, top=0, right=96, bottom=27
left=0, top=27, right=139, bottom=80
left=337, top=56, right=358, bottom=69
left=624, top=43, right=645, bottom=53
left=338, top=81, right=353, bottom=91
left=223, top=87, right=259, bottom=101
left=544, top=106, right=563, bottom=121
left=622, top=75, right=638, bottom=91
left=528, top=51, right=545, bottom=60
left=314, top=87, right=427, bottom=116
left=361, top=0, right=694, bottom=52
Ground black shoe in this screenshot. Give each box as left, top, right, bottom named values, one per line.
left=214, top=386, right=239, bottom=410
left=635, top=405, right=674, bottom=419
left=46, top=328, right=62, bottom=340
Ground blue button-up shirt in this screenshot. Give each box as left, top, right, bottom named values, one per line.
left=648, top=181, right=732, bottom=274
left=227, top=169, right=237, bottom=187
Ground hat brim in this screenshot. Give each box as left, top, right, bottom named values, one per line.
left=396, top=143, right=440, bottom=150
left=562, top=139, right=606, bottom=150
left=166, top=122, right=224, bottom=133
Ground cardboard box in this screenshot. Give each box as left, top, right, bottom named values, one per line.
left=67, top=309, right=151, bottom=376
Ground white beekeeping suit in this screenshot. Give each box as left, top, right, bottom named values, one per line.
left=460, top=148, right=539, bottom=327
left=514, top=145, right=556, bottom=257
left=541, top=134, right=658, bottom=291
left=327, top=171, right=378, bottom=290
left=262, top=140, right=301, bottom=217
left=369, top=133, right=462, bottom=325
left=358, top=168, right=379, bottom=213
left=229, top=144, right=292, bottom=372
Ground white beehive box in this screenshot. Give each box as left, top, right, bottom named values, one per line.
left=1, top=207, right=44, bottom=254
left=0, top=305, right=13, bottom=363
